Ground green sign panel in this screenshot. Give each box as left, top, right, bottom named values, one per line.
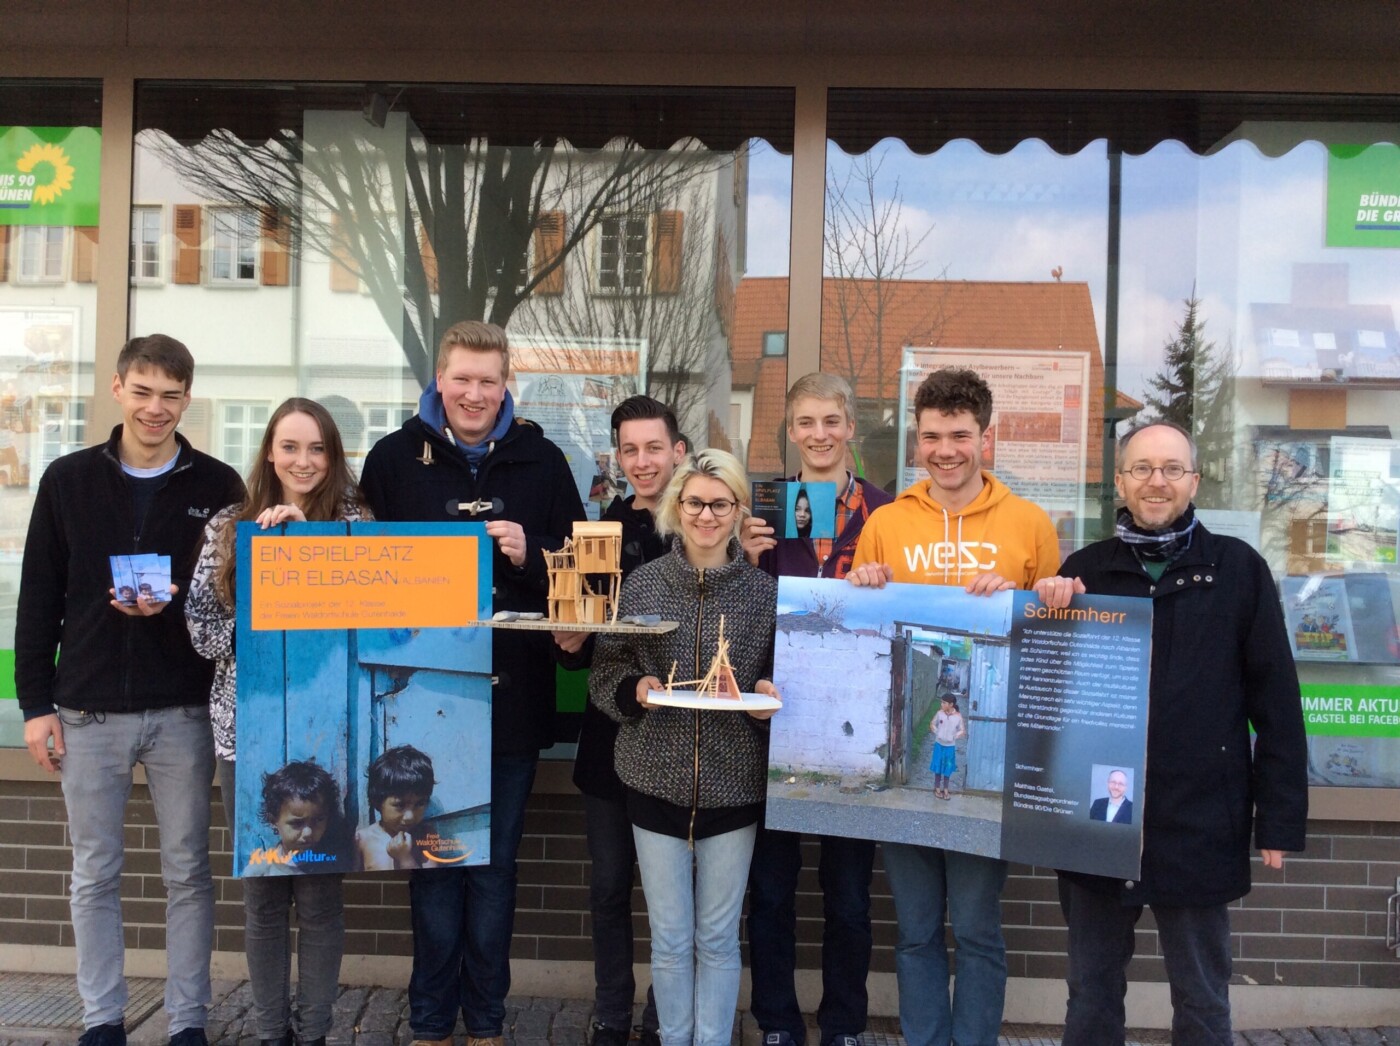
left=0, top=126, right=101, bottom=227
left=1300, top=682, right=1400, bottom=738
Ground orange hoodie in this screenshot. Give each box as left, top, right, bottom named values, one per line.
left=851, top=471, right=1060, bottom=588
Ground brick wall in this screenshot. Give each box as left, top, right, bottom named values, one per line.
left=1, top=777, right=1397, bottom=994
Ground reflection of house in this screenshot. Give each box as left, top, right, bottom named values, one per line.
left=1253, top=262, right=1400, bottom=383
left=731, top=276, right=1141, bottom=494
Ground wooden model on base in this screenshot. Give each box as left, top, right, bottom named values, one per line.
left=544, top=520, right=623, bottom=625
left=662, top=615, right=742, bottom=700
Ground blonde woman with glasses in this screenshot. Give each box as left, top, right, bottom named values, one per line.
left=590, top=448, right=781, bottom=1046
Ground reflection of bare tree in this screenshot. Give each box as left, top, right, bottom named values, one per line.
left=513, top=150, right=733, bottom=436
left=150, top=124, right=722, bottom=389
left=1252, top=438, right=1329, bottom=573
left=824, top=148, right=948, bottom=482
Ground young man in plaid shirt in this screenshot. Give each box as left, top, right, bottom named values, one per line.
left=740, top=372, right=892, bottom=1046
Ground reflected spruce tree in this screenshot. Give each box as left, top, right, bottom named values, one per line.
left=1139, top=291, right=1236, bottom=508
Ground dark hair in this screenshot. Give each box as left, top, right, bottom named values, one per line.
left=212, top=397, right=369, bottom=605
left=942, top=694, right=960, bottom=711
left=260, top=760, right=341, bottom=825
left=794, top=485, right=812, bottom=538
left=367, top=745, right=436, bottom=814
left=913, top=368, right=993, bottom=431
left=611, top=395, right=683, bottom=448
left=116, top=334, right=194, bottom=389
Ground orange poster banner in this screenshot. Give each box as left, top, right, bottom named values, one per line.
left=249, top=535, right=479, bottom=631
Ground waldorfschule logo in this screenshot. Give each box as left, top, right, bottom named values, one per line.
left=14, top=142, right=75, bottom=206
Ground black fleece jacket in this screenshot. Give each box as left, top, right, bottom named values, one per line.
left=16, top=426, right=245, bottom=719
left=359, top=412, right=585, bottom=756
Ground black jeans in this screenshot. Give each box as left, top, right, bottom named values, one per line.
left=1057, top=875, right=1233, bottom=1046
left=408, top=753, right=537, bottom=1039
left=584, top=794, right=658, bottom=1031
left=746, top=828, right=876, bottom=1046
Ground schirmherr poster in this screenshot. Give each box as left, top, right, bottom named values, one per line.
left=767, top=578, right=1152, bottom=880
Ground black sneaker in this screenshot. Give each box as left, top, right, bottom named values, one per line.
left=635, top=1027, right=661, bottom=1046
left=824, top=1037, right=859, bottom=1046
left=77, top=1024, right=126, bottom=1046
left=168, top=1028, right=209, bottom=1046
left=590, top=1023, right=630, bottom=1046
left=763, top=1033, right=795, bottom=1046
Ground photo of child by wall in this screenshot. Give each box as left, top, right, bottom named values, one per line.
left=929, top=693, right=966, bottom=800
left=243, top=760, right=349, bottom=875
left=355, top=744, right=437, bottom=871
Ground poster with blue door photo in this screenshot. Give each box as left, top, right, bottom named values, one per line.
left=234, top=521, right=494, bottom=876
left=766, top=577, right=1153, bottom=880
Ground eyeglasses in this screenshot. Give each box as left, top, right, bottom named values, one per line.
left=1120, top=463, right=1194, bottom=482
left=679, top=496, right=737, bottom=518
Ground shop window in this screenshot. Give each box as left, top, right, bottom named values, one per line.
left=821, top=87, right=1400, bottom=790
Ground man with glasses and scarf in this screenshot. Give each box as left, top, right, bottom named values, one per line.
left=1033, top=420, right=1307, bottom=1045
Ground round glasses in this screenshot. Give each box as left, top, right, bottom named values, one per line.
left=1120, top=463, right=1193, bottom=482
left=679, top=496, right=737, bottom=518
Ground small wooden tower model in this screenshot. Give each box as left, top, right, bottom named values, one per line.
left=545, top=520, right=624, bottom=624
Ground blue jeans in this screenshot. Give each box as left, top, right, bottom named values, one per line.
left=57, top=705, right=215, bottom=1033
left=881, top=843, right=1008, bottom=1046
left=746, top=828, right=875, bottom=1045
left=632, top=822, right=757, bottom=1046
left=584, top=794, right=659, bottom=1032
left=408, top=753, right=537, bottom=1039
left=1057, top=875, right=1233, bottom=1046
left=219, top=759, right=344, bottom=1040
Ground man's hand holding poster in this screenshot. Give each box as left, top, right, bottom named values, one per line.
left=234, top=521, right=493, bottom=877
left=767, top=577, right=1152, bottom=880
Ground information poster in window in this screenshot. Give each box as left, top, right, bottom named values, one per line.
left=509, top=336, right=647, bottom=520
left=898, top=348, right=1090, bottom=539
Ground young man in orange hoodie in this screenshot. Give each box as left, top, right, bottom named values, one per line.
left=847, top=367, right=1060, bottom=1046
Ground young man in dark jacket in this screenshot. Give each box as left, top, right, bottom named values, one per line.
left=556, top=395, right=686, bottom=1046
left=358, top=321, right=584, bottom=1046
left=739, top=372, right=891, bottom=1046
left=17, top=334, right=245, bottom=1046
left=1034, top=421, right=1307, bottom=1045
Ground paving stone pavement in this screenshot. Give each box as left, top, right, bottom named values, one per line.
left=0, top=979, right=1396, bottom=1046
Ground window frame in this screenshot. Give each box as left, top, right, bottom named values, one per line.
left=207, top=204, right=261, bottom=286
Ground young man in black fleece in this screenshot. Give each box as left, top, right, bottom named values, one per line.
left=17, top=334, right=245, bottom=1046
left=555, top=394, right=687, bottom=1046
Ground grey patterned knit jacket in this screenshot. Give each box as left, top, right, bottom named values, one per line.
left=590, top=537, right=778, bottom=810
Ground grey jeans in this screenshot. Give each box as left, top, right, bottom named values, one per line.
left=218, top=758, right=345, bottom=1040
left=57, top=705, right=215, bottom=1033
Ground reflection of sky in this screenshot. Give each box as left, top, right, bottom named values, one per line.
left=818, top=136, right=1400, bottom=401
left=776, top=576, right=1012, bottom=637
left=746, top=140, right=793, bottom=278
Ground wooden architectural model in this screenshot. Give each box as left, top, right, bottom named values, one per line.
left=545, top=520, right=623, bottom=625
left=662, top=615, right=742, bottom=700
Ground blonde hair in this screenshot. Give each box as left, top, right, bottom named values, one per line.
left=436, top=320, right=510, bottom=377
left=655, top=448, right=750, bottom=539
left=785, top=372, right=855, bottom=429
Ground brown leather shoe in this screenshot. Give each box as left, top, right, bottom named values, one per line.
left=410, top=1038, right=454, bottom=1046
left=464, top=1037, right=504, bottom=1046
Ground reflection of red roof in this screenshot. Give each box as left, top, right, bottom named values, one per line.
left=733, top=276, right=1108, bottom=480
